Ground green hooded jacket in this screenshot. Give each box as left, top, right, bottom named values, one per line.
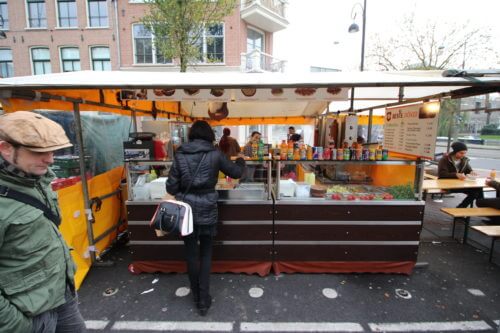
left=0, top=165, right=76, bottom=333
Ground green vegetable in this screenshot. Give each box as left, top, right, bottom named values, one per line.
left=386, top=184, right=415, bottom=200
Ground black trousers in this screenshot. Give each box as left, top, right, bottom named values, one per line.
left=450, top=188, right=484, bottom=208
left=183, top=232, right=214, bottom=303
left=476, top=190, right=500, bottom=223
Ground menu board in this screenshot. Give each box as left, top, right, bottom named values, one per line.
left=383, top=102, right=439, bottom=159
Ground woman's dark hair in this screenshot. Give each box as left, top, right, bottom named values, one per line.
left=188, top=120, right=215, bottom=142
left=290, top=133, right=301, bottom=142
left=219, top=127, right=231, bottom=153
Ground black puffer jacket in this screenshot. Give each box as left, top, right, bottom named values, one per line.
left=166, top=139, right=245, bottom=226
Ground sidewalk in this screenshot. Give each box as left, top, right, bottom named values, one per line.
left=78, top=195, right=500, bottom=333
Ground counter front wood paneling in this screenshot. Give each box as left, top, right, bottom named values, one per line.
left=127, top=201, right=274, bottom=264
left=273, top=203, right=425, bottom=269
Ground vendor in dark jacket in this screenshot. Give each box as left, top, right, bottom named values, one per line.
left=476, top=179, right=500, bottom=224
left=166, top=120, right=245, bottom=316
left=438, top=141, right=483, bottom=208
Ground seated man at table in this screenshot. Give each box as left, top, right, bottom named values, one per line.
left=476, top=179, right=500, bottom=224
left=438, top=141, right=483, bottom=208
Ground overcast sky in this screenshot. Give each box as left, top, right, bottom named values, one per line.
left=274, top=0, right=500, bottom=73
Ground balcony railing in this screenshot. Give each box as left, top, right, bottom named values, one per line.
left=243, top=0, right=286, bottom=18
left=240, top=49, right=286, bottom=73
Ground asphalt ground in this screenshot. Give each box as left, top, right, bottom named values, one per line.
left=77, top=191, right=500, bottom=333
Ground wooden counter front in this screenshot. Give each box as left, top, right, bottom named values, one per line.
left=272, top=201, right=425, bottom=274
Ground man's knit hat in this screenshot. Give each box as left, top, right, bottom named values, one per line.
left=451, top=141, right=467, bottom=154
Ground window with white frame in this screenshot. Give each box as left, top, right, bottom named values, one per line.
left=0, top=49, right=13, bottom=78
left=57, top=0, right=77, bottom=27
left=27, top=0, right=47, bottom=28
left=60, top=47, right=80, bottom=71
left=0, top=1, right=8, bottom=30
left=90, top=46, right=111, bottom=71
left=88, top=0, right=108, bottom=27
left=133, top=24, right=171, bottom=64
left=197, top=23, right=224, bottom=63
left=31, top=47, right=51, bottom=75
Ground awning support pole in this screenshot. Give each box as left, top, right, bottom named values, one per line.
left=447, top=109, right=455, bottom=152
left=73, top=102, right=96, bottom=264
left=367, top=109, right=373, bottom=143
left=349, top=88, right=355, bottom=114
left=398, top=87, right=405, bottom=102
left=131, top=109, right=138, bottom=133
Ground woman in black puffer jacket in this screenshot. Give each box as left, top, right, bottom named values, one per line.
left=166, top=120, right=245, bottom=316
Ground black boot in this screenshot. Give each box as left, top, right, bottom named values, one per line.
left=197, top=295, right=212, bottom=316
left=191, top=286, right=200, bottom=307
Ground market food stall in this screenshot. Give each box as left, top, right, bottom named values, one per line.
left=0, top=70, right=498, bottom=279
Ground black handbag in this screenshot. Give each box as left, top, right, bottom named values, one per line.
left=150, top=153, right=206, bottom=236
left=150, top=201, right=186, bottom=235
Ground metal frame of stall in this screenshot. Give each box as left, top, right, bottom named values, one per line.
left=0, top=70, right=498, bottom=269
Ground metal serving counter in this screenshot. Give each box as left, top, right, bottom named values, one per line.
left=125, top=158, right=426, bottom=275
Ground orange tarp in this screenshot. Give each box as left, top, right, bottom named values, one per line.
left=57, top=166, right=125, bottom=289
left=0, top=89, right=180, bottom=118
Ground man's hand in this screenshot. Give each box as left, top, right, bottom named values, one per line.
left=456, top=173, right=466, bottom=180
left=485, top=178, right=494, bottom=187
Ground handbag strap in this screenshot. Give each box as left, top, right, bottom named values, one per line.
left=180, top=153, right=206, bottom=200
left=0, top=184, right=61, bottom=226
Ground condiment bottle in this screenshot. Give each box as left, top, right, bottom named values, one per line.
left=306, top=146, right=313, bottom=160
left=280, top=140, right=288, bottom=160
left=490, top=169, right=497, bottom=179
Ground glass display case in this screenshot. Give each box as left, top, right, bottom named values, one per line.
left=125, top=160, right=173, bottom=201
left=274, top=159, right=423, bottom=202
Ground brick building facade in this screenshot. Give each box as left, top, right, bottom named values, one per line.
left=0, top=0, right=288, bottom=77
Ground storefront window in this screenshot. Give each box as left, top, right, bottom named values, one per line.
left=27, top=0, right=47, bottom=28
left=31, top=47, right=51, bottom=75
left=197, top=23, right=224, bottom=63
left=0, top=1, right=9, bottom=30
left=90, top=46, right=111, bottom=71
left=57, top=0, right=77, bottom=28
left=0, top=48, right=13, bottom=78
left=88, top=0, right=108, bottom=27
left=61, top=47, right=80, bottom=72
left=133, top=24, right=171, bottom=64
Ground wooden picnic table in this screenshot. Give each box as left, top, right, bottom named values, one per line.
left=422, top=178, right=497, bottom=191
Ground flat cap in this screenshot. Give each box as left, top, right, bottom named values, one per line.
left=0, top=111, right=72, bottom=152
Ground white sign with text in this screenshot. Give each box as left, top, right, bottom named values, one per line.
left=383, top=102, right=440, bottom=159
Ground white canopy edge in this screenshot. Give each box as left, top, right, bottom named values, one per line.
left=0, top=70, right=498, bottom=90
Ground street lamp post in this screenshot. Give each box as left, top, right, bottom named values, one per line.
left=348, top=0, right=367, bottom=71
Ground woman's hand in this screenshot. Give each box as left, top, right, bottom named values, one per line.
left=456, top=173, right=466, bottom=180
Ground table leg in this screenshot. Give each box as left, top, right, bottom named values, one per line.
left=463, top=217, right=470, bottom=244
left=489, top=237, right=497, bottom=263
left=452, top=217, right=456, bottom=239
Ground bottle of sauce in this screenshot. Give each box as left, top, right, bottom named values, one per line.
left=251, top=141, right=258, bottom=159
left=280, top=140, right=288, bottom=160
left=306, top=146, right=313, bottom=160
left=300, top=145, right=307, bottom=160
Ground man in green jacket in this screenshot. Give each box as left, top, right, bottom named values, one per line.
left=0, top=112, right=86, bottom=333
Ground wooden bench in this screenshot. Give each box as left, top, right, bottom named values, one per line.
left=470, top=226, right=500, bottom=262
left=440, top=207, right=500, bottom=243
left=424, top=172, right=438, bottom=180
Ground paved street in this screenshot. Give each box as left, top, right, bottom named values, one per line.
left=78, top=194, right=500, bottom=333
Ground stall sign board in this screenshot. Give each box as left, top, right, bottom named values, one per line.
left=383, top=102, right=439, bottom=159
